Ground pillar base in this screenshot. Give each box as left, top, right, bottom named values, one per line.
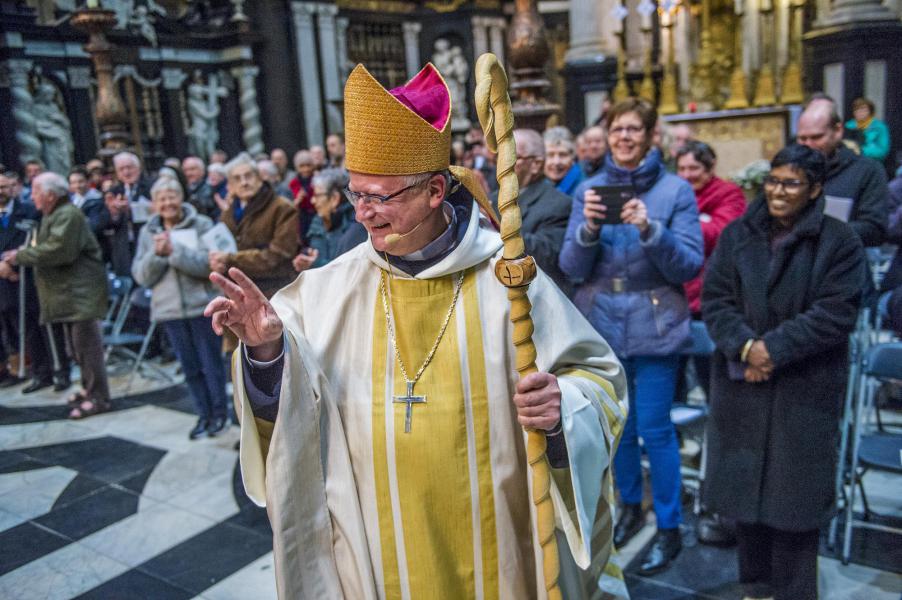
left=563, top=56, right=618, bottom=133
left=753, top=69, right=778, bottom=107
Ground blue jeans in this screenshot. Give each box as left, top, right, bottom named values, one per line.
left=162, top=316, right=228, bottom=421
left=613, top=355, right=683, bottom=529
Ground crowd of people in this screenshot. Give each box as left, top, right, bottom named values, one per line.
left=0, top=87, right=899, bottom=599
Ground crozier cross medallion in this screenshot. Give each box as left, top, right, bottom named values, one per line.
left=393, top=381, right=426, bottom=433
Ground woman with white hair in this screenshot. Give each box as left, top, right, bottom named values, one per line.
left=132, top=176, right=229, bottom=438
left=543, top=126, right=583, bottom=196
left=292, top=168, right=356, bottom=272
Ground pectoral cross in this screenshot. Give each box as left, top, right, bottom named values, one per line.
left=393, top=380, right=426, bottom=433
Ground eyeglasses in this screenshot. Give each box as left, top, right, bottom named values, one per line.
left=763, top=176, right=806, bottom=193
left=516, top=155, right=540, bottom=162
left=343, top=181, right=423, bottom=207
left=609, top=125, right=645, bottom=138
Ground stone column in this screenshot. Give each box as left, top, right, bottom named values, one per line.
left=160, top=67, right=189, bottom=157
left=291, top=1, right=324, bottom=147
left=624, top=0, right=644, bottom=70
left=675, top=6, right=692, bottom=91
left=487, top=17, right=506, bottom=65
left=316, top=3, right=343, bottom=135
left=336, top=16, right=351, bottom=80
left=402, top=21, right=422, bottom=79
left=5, top=59, right=41, bottom=166
left=66, top=65, right=99, bottom=161
left=471, top=16, right=489, bottom=59
left=745, top=0, right=761, bottom=72
left=231, top=65, right=264, bottom=156
left=565, top=0, right=620, bottom=62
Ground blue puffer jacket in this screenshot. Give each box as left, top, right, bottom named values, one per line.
left=559, top=148, right=703, bottom=357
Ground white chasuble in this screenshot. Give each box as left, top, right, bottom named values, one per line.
left=232, top=204, right=630, bottom=599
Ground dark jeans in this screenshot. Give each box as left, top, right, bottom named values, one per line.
left=64, top=320, right=110, bottom=403
left=614, top=355, right=683, bottom=529
left=162, top=316, right=227, bottom=420
left=737, top=522, right=819, bottom=600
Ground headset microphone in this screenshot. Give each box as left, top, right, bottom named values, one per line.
left=384, top=217, right=427, bottom=246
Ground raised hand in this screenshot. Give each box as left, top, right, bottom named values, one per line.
left=204, top=267, right=284, bottom=358
left=213, top=192, right=231, bottom=214
left=582, top=188, right=607, bottom=234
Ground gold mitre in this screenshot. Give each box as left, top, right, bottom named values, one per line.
left=344, top=63, right=452, bottom=175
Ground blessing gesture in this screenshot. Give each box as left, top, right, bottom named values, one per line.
left=205, top=267, right=284, bottom=360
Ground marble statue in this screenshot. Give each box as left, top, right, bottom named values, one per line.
left=187, top=73, right=228, bottom=160
left=432, top=39, right=470, bottom=131
left=32, top=79, right=74, bottom=175
left=111, top=0, right=167, bottom=46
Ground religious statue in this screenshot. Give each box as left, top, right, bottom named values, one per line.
left=432, top=38, right=471, bottom=132
left=111, top=0, right=167, bottom=46
left=31, top=78, right=74, bottom=175
left=186, top=73, right=227, bottom=160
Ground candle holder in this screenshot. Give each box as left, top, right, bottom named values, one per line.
left=752, top=0, right=777, bottom=106
left=611, top=5, right=631, bottom=101
left=780, top=0, right=804, bottom=104
left=636, top=0, right=657, bottom=102
left=723, top=9, right=750, bottom=108
left=658, top=0, right=681, bottom=114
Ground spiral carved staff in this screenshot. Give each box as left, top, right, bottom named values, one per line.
left=474, top=53, right=561, bottom=600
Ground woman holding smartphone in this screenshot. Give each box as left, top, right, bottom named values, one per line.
left=559, top=98, right=703, bottom=574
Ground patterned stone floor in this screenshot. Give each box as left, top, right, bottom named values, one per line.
left=1, top=364, right=899, bottom=599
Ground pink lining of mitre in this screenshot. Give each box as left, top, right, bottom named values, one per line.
left=388, top=64, right=451, bottom=132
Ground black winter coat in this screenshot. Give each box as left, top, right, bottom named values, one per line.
left=824, top=145, right=887, bottom=247
left=701, top=196, right=866, bottom=531
left=492, top=179, right=572, bottom=294
left=0, top=200, right=40, bottom=313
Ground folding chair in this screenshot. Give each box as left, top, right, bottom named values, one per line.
left=840, top=341, right=902, bottom=564
left=828, top=307, right=874, bottom=549
left=102, top=274, right=133, bottom=336
left=103, top=285, right=172, bottom=385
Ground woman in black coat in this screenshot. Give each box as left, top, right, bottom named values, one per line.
left=701, top=144, right=866, bottom=600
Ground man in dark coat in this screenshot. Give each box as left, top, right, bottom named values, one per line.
left=492, top=128, right=572, bottom=294
left=0, top=172, right=66, bottom=392
left=182, top=156, right=217, bottom=220
left=797, top=100, right=887, bottom=247
left=701, top=145, right=866, bottom=600
left=578, top=125, right=607, bottom=178
left=68, top=167, right=110, bottom=240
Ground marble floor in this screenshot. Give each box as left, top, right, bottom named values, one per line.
left=1, top=364, right=900, bottom=599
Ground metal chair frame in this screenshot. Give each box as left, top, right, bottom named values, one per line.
left=839, top=341, right=902, bottom=564
left=102, top=282, right=172, bottom=385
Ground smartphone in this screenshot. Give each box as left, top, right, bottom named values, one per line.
left=591, top=185, right=635, bottom=226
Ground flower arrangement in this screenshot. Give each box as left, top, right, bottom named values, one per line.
left=730, top=159, right=771, bottom=190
